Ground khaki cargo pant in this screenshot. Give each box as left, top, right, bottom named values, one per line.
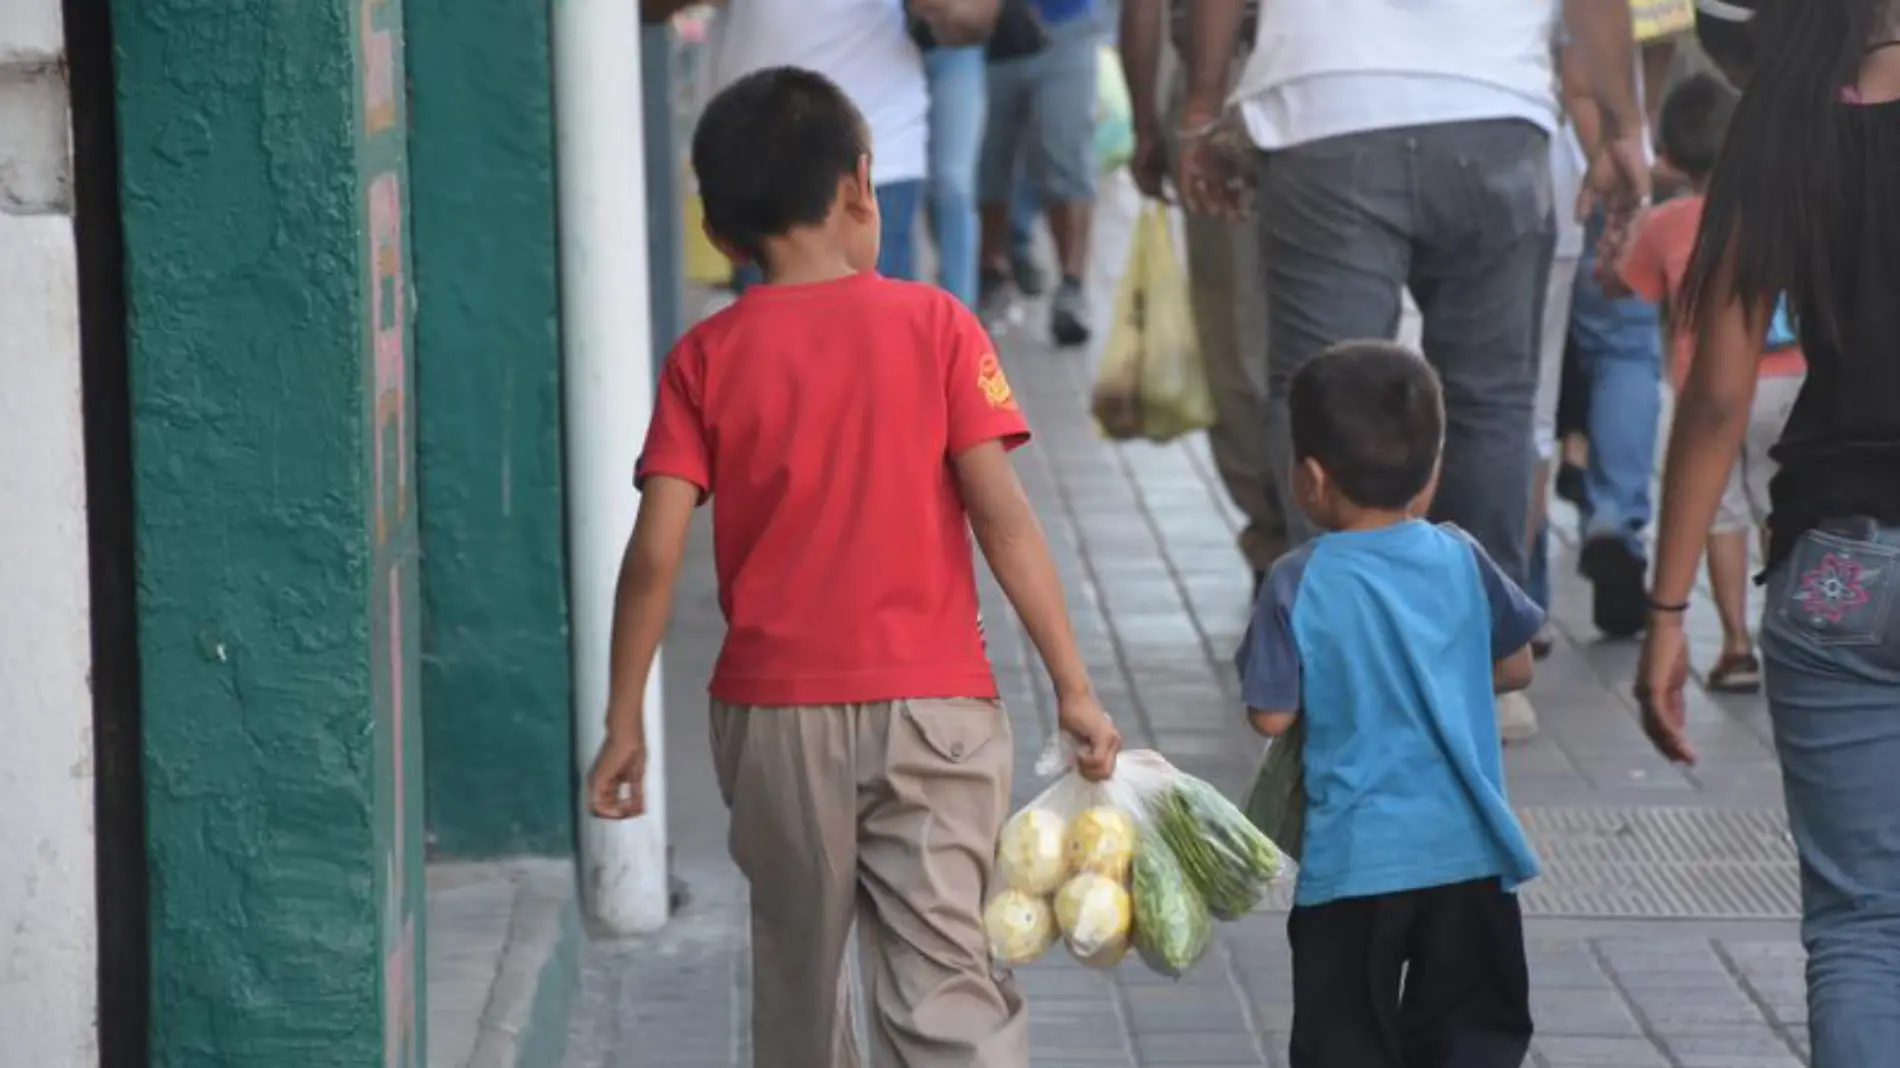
left=710, top=698, right=1027, bottom=1067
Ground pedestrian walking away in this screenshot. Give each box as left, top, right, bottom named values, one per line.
left=978, top=0, right=1105, bottom=345
left=585, top=67, right=1123, bottom=1066
left=1239, top=344, right=1544, bottom=1068
left=1637, top=3, right=1900, bottom=1063
left=1177, top=0, right=1649, bottom=740
left=1117, top=0, right=1288, bottom=591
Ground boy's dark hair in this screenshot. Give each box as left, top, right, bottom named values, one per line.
left=1288, top=342, right=1444, bottom=511
left=1659, top=73, right=1740, bottom=181
left=690, top=67, right=869, bottom=266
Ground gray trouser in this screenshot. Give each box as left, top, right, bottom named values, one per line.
left=1254, top=119, right=1555, bottom=584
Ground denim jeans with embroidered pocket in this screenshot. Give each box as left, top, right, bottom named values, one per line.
left=1761, top=519, right=1900, bottom=1067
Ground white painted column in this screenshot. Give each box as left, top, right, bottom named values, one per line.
left=0, top=2, right=99, bottom=1060
left=553, top=0, right=669, bottom=933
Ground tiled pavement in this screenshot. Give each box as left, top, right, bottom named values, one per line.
left=564, top=247, right=1811, bottom=1065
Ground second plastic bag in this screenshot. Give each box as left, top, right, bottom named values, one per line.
left=1091, top=206, right=1216, bottom=444
left=1243, top=718, right=1306, bottom=865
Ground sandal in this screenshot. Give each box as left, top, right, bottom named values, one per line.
left=1708, top=652, right=1763, bottom=694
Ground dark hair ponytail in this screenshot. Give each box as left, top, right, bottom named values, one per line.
left=1680, top=0, right=1880, bottom=347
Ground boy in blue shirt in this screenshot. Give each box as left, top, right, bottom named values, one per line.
left=1238, top=341, right=1544, bottom=1068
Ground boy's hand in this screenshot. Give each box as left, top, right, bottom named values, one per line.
left=1059, top=692, right=1122, bottom=781
left=588, top=721, right=649, bottom=819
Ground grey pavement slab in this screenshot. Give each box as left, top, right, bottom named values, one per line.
left=561, top=277, right=1809, bottom=1066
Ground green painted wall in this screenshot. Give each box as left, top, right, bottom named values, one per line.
left=116, top=0, right=426, bottom=1062
left=406, top=0, right=575, bottom=859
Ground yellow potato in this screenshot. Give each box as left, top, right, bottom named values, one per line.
left=997, top=808, right=1070, bottom=895
left=1065, top=807, right=1137, bottom=881
left=1054, top=873, right=1131, bottom=968
left=983, top=889, right=1057, bottom=965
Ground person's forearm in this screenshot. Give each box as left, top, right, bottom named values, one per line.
left=1565, top=0, right=1643, bottom=138
left=1650, top=383, right=1755, bottom=607
left=972, top=509, right=1094, bottom=698
left=604, top=540, right=677, bottom=730
left=1183, top=0, right=1246, bottom=119
left=1118, top=0, right=1166, bottom=136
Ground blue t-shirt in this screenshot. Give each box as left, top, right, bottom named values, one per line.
left=1236, top=521, right=1543, bottom=907
left=1766, top=296, right=1798, bottom=351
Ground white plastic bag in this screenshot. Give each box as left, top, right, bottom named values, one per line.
left=1091, top=206, right=1217, bottom=444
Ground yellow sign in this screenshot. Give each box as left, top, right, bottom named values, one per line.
left=977, top=353, right=1017, bottom=411
left=1633, top=0, right=1695, bottom=42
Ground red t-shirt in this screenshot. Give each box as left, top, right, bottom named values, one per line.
left=1618, top=195, right=1807, bottom=387
left=636, top=273, right=1031, bottom=706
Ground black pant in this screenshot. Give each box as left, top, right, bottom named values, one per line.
left=1287, top=877, right=1532, bottom=1068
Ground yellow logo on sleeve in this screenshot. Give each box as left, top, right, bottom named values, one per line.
left=976, top=353, right=1018, bottom=411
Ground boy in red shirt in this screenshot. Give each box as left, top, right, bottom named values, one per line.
left=585, top=66, right=1122, bottom=1066
left=1618, top=72, right=1805, bottom=693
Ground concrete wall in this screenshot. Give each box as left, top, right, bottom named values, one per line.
left=114, top=0, right=425, bottom=1061
left=406, top=0, right=575, bottom=859
left=0, top=2, right=99, bottom=1062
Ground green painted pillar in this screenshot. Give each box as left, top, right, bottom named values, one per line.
left=406, top=0, right=574, bottom=859
left=115, top=1, right=426, bottom=1063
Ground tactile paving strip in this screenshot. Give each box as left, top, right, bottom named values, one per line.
left=1259, top=807, right=1801, bottom=920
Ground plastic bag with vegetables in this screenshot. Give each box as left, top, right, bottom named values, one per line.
left=1155, top=774, right=1285, bottom=920
left=989, top=742, right=1270, bottom=977
left=1131, top=828, right=1211, bottom=977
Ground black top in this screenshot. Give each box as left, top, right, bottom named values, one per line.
left=1766, top=97, right=1900, bottom=570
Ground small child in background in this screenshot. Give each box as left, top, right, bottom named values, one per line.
left=1617, top=72, right=1805, bottom=693
left=1238, top=342, right=1544, bottom=1068
left=585, top=66, right=1122, bottom=1067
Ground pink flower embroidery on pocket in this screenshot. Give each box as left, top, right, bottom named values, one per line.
left=1796, top=553, right=1871, bottom=623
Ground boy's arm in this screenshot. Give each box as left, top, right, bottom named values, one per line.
left=1613, top=213, right=1668, bottom=303
left=1448, top=526, right=1546, bottom=694
left=954, top=443, right=1121, bottom=780
left=590, top=350, right=711, bottom=819
left=1494, top=647, right=1536, bottom=696
left=1238, top=558, right=1305, bottom=737
left=939, top=305, right=1120, bottom=779
left=589, top=476, right=698, bottom=818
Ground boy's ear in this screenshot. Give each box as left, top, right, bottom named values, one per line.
left=840, top=153, right=877, bottom=222
left=1294, top=457, right=1326, bottom=508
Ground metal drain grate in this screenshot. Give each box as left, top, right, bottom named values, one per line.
left=1259, top=807, right=1801, bottom=920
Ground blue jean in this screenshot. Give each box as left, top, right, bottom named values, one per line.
left=1009, top=183, right=1040, bottom=264
left=1761, top=518, right=1900, bottom=1067
left=978, top=14, right=1100, bottom=206
left=1254, top=119, right=1554, bottom=585
left=1569, top=213, right=1662, bottom=553
left=925, top=46, right=986, bottom=307
left=731, top=180, right=923, bottom=290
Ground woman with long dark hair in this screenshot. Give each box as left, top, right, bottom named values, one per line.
left=1636, top=1, right=1900, bottom=1062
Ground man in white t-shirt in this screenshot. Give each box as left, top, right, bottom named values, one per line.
left=1173, top=0, right=1645, bottom=744
left=645, top=0, right=932, bottom=281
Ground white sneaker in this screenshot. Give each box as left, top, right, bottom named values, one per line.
left=1497, top=691, right=1540, bottom=745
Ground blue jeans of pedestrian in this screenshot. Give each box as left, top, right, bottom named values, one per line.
left=1762, top=518, right=1900, bottom=1067
left=1568, top=213, right=1662, bottom=554
left=731, top=180, right=923, bottom=290
left=925, top=46, right=986, bottom=307
left=1009, top=183, right=1040, bottom=265
left=1254, top=119, right=1554, bottom=585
